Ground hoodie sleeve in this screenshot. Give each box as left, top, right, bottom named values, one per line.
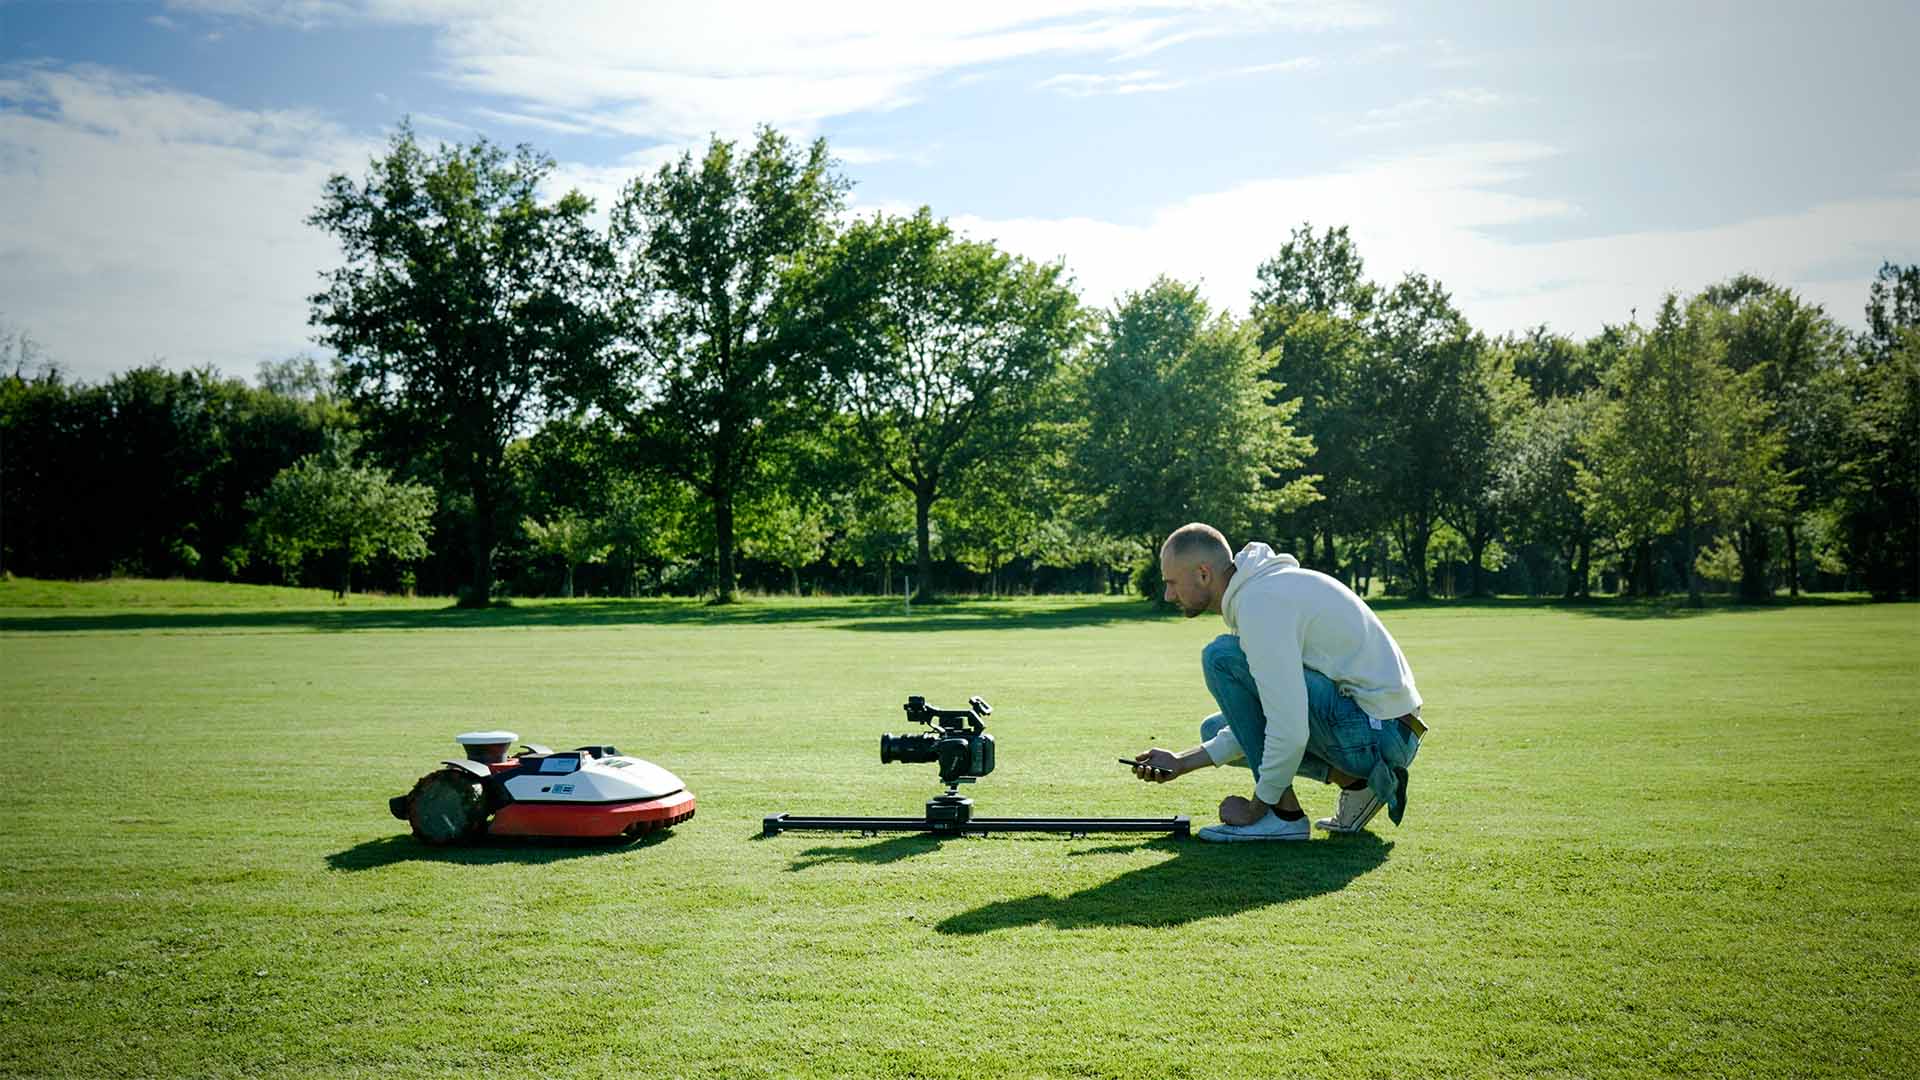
left=1235, top=598, right=1310, bottom=806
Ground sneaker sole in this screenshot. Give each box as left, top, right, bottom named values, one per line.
left=1197, top=826, right=1310, bottom=843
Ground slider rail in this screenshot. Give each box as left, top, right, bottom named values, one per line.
left=762, top=813, right=1190, bottom=838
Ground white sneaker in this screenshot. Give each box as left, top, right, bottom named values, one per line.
left=1197, top=811, right=1310, bottom=842
left=1314, top=786, right=1384, bottom=833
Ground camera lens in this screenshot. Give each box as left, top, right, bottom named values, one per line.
left=880, top=732, right=939, bottom=765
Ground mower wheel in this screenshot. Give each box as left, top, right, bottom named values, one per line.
left=406, top=769, right=487, bottom=845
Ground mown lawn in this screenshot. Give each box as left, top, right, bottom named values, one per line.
left=1, top=581, right=1915, bottom=1079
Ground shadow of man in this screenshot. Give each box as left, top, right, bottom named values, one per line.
left=935, top=834, right=1393, bottom=935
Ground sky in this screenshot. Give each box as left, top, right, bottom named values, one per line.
left=2, top=0, right=1917, bottom=383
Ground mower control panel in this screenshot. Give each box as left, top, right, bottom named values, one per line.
left=536, top=754, right=581, bottom=775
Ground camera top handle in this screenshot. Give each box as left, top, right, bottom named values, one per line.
left=902, top=694, right=991, bottom=733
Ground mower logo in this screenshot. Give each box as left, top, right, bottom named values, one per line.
left=549, top=784, right=575, bottom=794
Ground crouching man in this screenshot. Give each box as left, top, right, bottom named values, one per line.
left=1130, top=523, right=1428, bottom=842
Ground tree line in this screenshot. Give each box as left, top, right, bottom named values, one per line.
left=2, top=123, right=1915, bottom=605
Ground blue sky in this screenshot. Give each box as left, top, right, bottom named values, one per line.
left=3, top=0, right=1916, bottom=382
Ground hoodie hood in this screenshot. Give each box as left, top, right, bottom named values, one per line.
left=1221, top=542, right=1298, bottom=631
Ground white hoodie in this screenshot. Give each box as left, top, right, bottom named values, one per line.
left=1202, top=543, right=1424, bottom=805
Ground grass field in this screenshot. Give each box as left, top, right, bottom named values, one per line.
left=2, top=580, right=1916, bottom=1079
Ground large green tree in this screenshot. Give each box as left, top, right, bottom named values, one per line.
left=1838, top=270, right=1920, bottom=598
left=248, top=436, right=436, bottom=597
left=1698, top=276, right=1846, bottom=598
left=1252, top=224, right=1376, bottom=577
left=1072, top=278, right=1318, bottom=583
left=607, top=127, right=845, bottom=603
left=308, top=122, right=611, bottom=605
left=1353, top=273, right=1489, bottom=600
left=793, top=209, right=1082, bottom=598
left=1579, top=295, right=1786, bottom=607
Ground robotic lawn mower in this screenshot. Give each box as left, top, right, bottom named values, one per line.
left=390, top=731, right=696, bottom=845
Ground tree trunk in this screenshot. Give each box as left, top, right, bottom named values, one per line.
left=1403, top=514, right=1432, bottom=600
left=1468, top=536, right=1488, bottom=598
left=1738, top=520, right=1772, bottom=603
left=1683, top=505, right=1702, bottom=608
left=563, top=563, right=575, bottom=599
left=914, top=484, right=934, bottom=600
left=713, top=490, right=737, bottom=604
left=791, top=565, right=800, bottom=596
left=1323, top=527, right=1340, bottom=585
left=462, top=461, right=499, bottom=608
left=1785, top=519, right=1800, bottom=598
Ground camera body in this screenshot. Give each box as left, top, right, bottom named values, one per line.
left=880, top=695, right=995, bottom=786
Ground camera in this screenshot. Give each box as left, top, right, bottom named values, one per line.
left=880, top=695, right=995, bottom=786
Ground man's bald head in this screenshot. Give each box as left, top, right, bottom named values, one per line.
left=1159, top=523, right=1234, bottom=618
left=1161, top=523, right=1233, bottom=574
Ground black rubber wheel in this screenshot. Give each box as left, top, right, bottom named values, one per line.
left=405, top=770, right=487, bottom=845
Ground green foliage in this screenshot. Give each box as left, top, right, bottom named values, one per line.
left=247, top=436, right=436, bottom=597
left=1579, top=295, right=1788, bottom=606
left=308, top=121, right=613, bottom=605
left=1499, top=389, right=1603, bottom=597
left=1353, top=272, right=1491, bottom=600
left=1862, top=261, right=1920, bottom=363
left=1835, top=327, right=1920, bottom=597
left=738, top=487, right=831, bottom=596
left=608, top=127, right=847, bottom=603
left=1698, top=277, right=1848, bottom=598
left=1, top=363, right=343, bottom=580
left=1073, top=277, right=1318, bottom=580
left=521, top=509, right=611, bottom=598
left=1252, top=225, right=1374, bottom=577
left=794, top=208, right=1084, bottom=598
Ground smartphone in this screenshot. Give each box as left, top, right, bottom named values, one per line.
left=1120, top=758, right=1171, bottom=775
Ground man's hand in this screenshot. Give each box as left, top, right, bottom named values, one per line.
left=1129, top=748, right=1181, bottom=782
left=1217, top=794, right=1271, bottom=826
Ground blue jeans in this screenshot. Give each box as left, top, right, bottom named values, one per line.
left=1199, top=634, right=1419, bottom=813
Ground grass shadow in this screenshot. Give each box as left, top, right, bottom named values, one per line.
left=935, top=833, right=1393, bottom=934
left=0, top=597, right=1169, bottom=635
left=324, top=828, right=681, bottom=871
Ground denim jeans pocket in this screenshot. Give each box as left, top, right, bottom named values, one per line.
left=1312, top=697, right=1381, bottom=777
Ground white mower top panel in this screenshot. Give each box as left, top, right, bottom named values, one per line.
left=501, top=755, right=685, bottom=803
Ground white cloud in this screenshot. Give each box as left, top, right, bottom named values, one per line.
left=1347, top=87, right=1505, bottom=133
left=1040, top=55, right=1317, bottom=97
left=1235, top=57, right=1320, bottom=75
left=0, top=65, right=379, bottom=380
left=941, top=142, right=1919, bottom=334
left=1039, top=69, right=1188, bottom=96
left=168, top=1, right=1376, bottom=137
left=470, top=107, right=599, bottom=137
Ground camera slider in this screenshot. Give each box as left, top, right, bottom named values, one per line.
left=763, top=786, right=1191, bottom=839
